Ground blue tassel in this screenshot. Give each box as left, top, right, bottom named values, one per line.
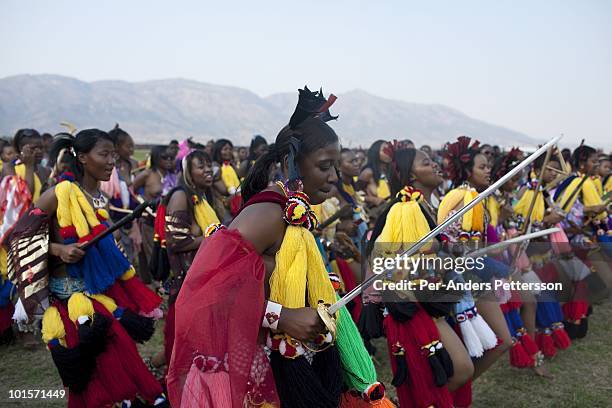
left=79, top=245, right=117, bottom=294
left=503, top=308, right=519, bottom=336
left=94, top=227, right=131, bottom=280
left=0, top=279, right=14, bottom=307
left=69, top=222, right=133, bottom=294
left=535, top=294, right=564, bottom=328
left=508, top=308, right=526, bottom=336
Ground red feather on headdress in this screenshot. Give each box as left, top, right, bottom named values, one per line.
left=443, top=135, right=481, bottom=186
left=493, top=147, right=523, bottom=180
left=384, top=139, right=409, bottom=180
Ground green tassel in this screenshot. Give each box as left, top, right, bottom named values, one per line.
left=335, top=295, right=377, bottom=392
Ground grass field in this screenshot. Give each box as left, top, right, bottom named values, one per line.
left=1, top=299, right=610, bottom=407
left=133, top=148, right=148, bottom=163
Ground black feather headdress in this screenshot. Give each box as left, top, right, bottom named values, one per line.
left=289, top=86, right=338, bottom=130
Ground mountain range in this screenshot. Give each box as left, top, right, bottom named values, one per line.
left=0, top=74, right=537, bottom=148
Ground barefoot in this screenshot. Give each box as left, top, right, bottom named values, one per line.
left=20, top=331, right=40, bottom=350
left=533, top=365, right=554, bottom=379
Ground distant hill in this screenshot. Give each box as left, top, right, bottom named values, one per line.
left=0, top=74, right=537, bottom=148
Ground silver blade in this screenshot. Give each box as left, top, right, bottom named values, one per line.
left=327, top=134, right=562, bottom=315
left=467, top=227, right=560, bottom=258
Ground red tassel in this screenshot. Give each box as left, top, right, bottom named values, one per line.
left=552, top=325, right=571, bottom=350
left=384, top=312, right=453, bottom=408
left=562, top=300, right=589, bottom=322
left=90, top=223, right=107, bottom=238
left=90, top=300, right=163, bottom=404
left=104, top=282, right=139, bottom=312
left=519, top=332, right=539, bottom=356
left=153, top=204, right=167, bottom=243
left=230, top=194, right=243, bottom=217
left=536, top=262, right=559, bottom=283
left=336, top=257, right=362, bottom=322
left=509, top=341, right=534, bottom=368
left=53, top=300, right=112, bottom=407
left=119, top=276, right=162, bottom=314
left=536, top=332, right=556, bottom=358
left=0, top=303, right=14, bottom=332
left=59, top=226, right=78, bottom=240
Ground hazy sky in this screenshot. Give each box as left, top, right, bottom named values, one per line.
left=1, top=0, right=611, bottom=148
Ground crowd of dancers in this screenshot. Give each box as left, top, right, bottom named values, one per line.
left=0, top=87, right=610, bottom=407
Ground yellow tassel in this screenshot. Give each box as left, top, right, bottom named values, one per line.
left=377, top=178, right=390, bottom=199
left=592, top=176, right=603, bottom=197
left=582, top=177, right=604, bottom=207
left=97, top=208, right=110, bottom=221
left=486, top=196, right=500, bottom=228
left=438, top=187, right=483, bottom=233
left=55, top=181, right=102, bottom=238
left=67, top=292, right=95, bottom=323
left=55, top=181, right=73, bottom=229
left=377, top=200, right=433, bottom=255
left=15, top=163, right=41, bottom=203
left=220, top=163, right=241, bottom=192
left=437, top=188, right=466, bottom=225
left=304, top=228, right=337, bottom=309
left=74, top=185, right=100, bottom=230
left=89, top=294, right=117, bottom=313
left=41, top=306, right=67, bottom=347
left=0, top=247, right=7, bottom=279
left=69, top=185, right=91, bottom=238
left=462, top=189, right=484, bottom=233
left=582, top=177, right=606, bottom=220
left=514, top=189, right=545, bottom=223
left=193, top=197, right=220, bottom=232
left=269, top=226, right=336, bottom=311
left=605, top=176, right=612, bottom=195
left=557, top=176, right=585, bottom=212
left=120, top=266, right=136, bottom=281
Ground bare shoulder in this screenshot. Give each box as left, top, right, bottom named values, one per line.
left=36, top=185, right=58, bottom=214
left=358, top=167, right=373, bottom=182
left=167, top=189, right=188, bottom=212
left=132, top=168, right=151, bottom=186
left=230, top=201, right=285, bottom=254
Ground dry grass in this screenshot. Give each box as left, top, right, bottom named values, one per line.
left=371, top=298, right=612, bottom=407
left=1, top=300, right=610, bottom=407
